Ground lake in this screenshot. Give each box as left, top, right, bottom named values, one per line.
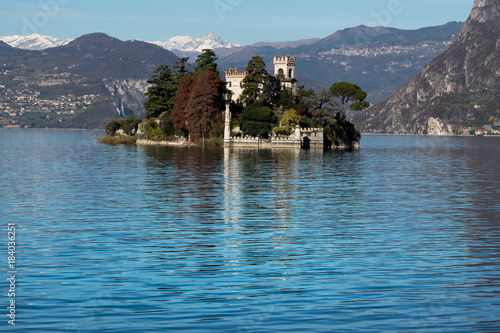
left=1, top=129, right=500, bottom=332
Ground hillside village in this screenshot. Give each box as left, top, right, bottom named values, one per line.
left=0, top=66, right=109, bottom=127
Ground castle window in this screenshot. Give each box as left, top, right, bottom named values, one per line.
left=278, top=69, right=284, bottom=75
left=228, top=81, right=232, bottom=87
left=289, top=69, right=293, bottom=78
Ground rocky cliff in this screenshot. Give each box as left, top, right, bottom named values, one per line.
left=354, top=0, right=500, bottom=134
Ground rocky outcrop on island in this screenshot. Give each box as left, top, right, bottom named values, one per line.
left=354, top=0, right=500, bottom=134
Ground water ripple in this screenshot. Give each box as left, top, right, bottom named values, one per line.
left=1, top=130, right=500, bottom=332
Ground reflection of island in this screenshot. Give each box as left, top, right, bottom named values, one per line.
left=223, top=148, right=322, bottom=227
left=140, top=145, right=226, bottom=222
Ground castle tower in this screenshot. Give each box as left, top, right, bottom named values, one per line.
left=225, top=68, right=248, bottom=101
left=274, top=56, right=297, bottom=94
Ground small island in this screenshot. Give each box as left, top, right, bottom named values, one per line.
left=99, top=50, right=369, bottom=149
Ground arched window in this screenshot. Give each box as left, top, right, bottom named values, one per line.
left=228, top=81, right=232, bottom=87
left=289, top=69, right=293, bottom=78
left=278, top=69, right=284, bottom=75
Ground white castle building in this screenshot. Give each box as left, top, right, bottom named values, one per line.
left=225, top=56, right=298, bottom=102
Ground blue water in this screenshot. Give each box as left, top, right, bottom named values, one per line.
left=1, top=129, right=500, bottom=332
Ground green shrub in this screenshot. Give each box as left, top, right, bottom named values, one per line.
left=241, top=121, right=270, bottom=137
left=97, top=135, right=137, bottom=145
left=105, top=119, right=124, bottom=136
left=241, top=105, right=273, bottom=122
left=122, top=115, right=142, bottom=135
left=273, top=126, right=291, bottom=136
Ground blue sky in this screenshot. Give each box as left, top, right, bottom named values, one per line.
left=0, top=0, right=473, bottom=45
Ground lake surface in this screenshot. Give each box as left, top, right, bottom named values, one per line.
left=1, top=129, right=500, bottom=332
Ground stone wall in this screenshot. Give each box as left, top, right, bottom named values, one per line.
left=224, top=128, right=324, bottom=149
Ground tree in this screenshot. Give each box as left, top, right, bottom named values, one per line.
left=144, top=65, right=178, bottom=119
left=305, top=89, right=338, bottom=117
left=173, top=57, right=191, bottom=83
left=277, top=89, right=295, bottom=110
left=280, top=109, right=301, bottom=127
left=105, top=119, right=123, bottom=136
left=171, top=75, right=194, bottom=133
left=122, top=115, right=141, bottom=135
left=329, top=81, right=370, bottom=116
left=194, top=49, right=218, bottom=75
left=240, top=102, right=273, bottom=137
left=240, top=56, right=271, bottom=105
left=182, top=71, right=225, bottom=141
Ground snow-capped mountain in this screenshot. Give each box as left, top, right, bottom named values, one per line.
left=150, top=31, right=239, bottom=52
left=0, top=34, right=72, bottom=50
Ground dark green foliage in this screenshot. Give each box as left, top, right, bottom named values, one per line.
left=158, top=111, right=175, bottom=136
left=144, top=65, right=178, bottom=119
left=329, top=81, right=370, bottom=115
left=241, top=121, right=271, bottom=137
left=241, top=56, right=271, bottom=104
left=277, top=89, right=295, bottom=110
left=105, top=119, right=123, bottom=135
left=241, top=104, right=273, bottom=122
left=240, top=102, right=273, bottom=137
left=174, top=57, right=190, bottom=82
left=194, top=49, right=218, bottom=74
left=322, top=113, right=360, bottom=147
left=122, top=115, right=141, bottom=135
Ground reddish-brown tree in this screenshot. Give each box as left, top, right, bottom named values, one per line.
left=171, top=75, right=194, bottom=131
left=181, top=71, right=224, bottom=142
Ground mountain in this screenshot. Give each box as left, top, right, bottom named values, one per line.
left=0, top=34, right=72, bottom=50
left=149, top=31, right=239, bottom=54
left=354, top=0, right=500, bottom=134
left=0, top=33, right=179, bottom=128
left=218, top=22, right=464, bottom=104
left=250, top=38, right=320, bottom=49
left=0, top=31, right=237, bottom=54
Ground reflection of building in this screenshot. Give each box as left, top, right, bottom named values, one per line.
left=225, top=55, right=298, bottom=102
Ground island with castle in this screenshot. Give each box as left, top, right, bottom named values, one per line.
left=223, top=56, right=325, bottom=149
left=100, top=50, right=365, bottom=149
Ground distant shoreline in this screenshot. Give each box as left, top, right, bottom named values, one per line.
left=0, top=127, right=103, bottom=131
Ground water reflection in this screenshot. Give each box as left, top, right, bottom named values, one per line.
left=2, top=130, right=500, bottom=332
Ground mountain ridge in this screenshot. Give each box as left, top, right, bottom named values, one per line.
left=0, top=22, right=468, bottom=129
left=353, top=0, right=500, bottom=134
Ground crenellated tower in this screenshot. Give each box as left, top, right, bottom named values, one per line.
left=274, top=56, right=297, bottom=94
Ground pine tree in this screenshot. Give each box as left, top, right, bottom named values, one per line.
left=194, top=49, right=218, bottom=75
left=173, top=57, right=190, bottom=83
left=329, top=82, right=370, bottom=117
left=144, top=65, right=178, bottom=119
left=240, top=56, right=271, bottom=105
